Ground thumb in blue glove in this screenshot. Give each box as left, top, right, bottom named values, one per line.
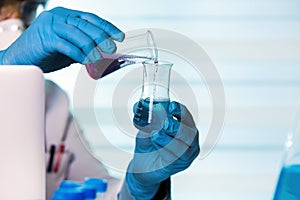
left=0, top=7, right=124, bottom=72
left=124, top=101, right=200, bottom=199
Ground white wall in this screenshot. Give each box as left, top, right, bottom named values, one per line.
left=44, top=0, right=300, bottom=199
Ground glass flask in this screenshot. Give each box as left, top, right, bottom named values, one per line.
left=133, top=60, right=173, bottom=129
left=273, top=113, right=300, bottom=199
left=85, top=30, right=158, bottom=80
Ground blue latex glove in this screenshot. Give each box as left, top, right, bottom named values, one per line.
left=0, top=7, right=124, bottom=72
left=125, top=101, right=200, bottom=199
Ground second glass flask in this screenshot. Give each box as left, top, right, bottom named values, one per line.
left=273, top=112, right=300, bottom=199
left=134, top=60, right=173, bottom=129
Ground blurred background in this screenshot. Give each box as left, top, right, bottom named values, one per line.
left=44, top=0, right=300, bottom=199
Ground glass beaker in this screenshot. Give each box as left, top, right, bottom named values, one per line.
left=133, top=60, right=173, bottom=130
left=85, top=30, right=158, bottom=80
left=273, top=113, right=300, bottom=199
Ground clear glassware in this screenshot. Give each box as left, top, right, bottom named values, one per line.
left=273, top=112, right=300, bottom=199
left=133, top=60, right=173, bottom=129
left=85, top=30, right=158, bottom=80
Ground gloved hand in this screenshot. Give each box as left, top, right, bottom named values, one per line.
left=125, top=101, right=200, bottom=199
left=0, top=7, right=124, bottom=72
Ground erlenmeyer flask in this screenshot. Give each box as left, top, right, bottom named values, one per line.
left=133, top=60, right=173, bottom=130
left=85, top=30, right=157, bottom=80
left=273, top=113, right=300, bottom=199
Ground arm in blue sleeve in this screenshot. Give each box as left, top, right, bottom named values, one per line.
left=0, top=7, right=124, bottom=73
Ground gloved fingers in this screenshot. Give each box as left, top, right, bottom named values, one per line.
left=52, top=21, right=100, bottom=64
left=53, top=37, right=86, bottom=64
left=133, top=101, right=149, bottom=128
left=163, top=117, right=180, bottom=133
left=152, top=131, right=190, bottom=162
left=133, top=102, right=139, bottom=114
left=133, top=100, right=166, bottom=132
left=64, top=15, right=117, bottom=54
left=163, top=117, right=198, bottom=147
left=169, top=101, right=196, bottom=128
left=49, top=7, right=124, bottom=42
left=80, top=14, right=124, bottom=42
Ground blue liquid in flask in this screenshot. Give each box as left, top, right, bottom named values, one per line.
left=273, top=164, right=300, bottom=200
left=134, top=98, right=170, bottom=127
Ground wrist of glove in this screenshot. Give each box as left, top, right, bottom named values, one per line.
left=120, top=167, right=171, bottom=200
left=125, top=161, right=161, bottom=199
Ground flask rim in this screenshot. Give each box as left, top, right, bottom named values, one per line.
left=142, top=59, right=173, bottom=67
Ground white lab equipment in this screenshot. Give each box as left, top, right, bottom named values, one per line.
left=45, top=80, right=122, bottom=200
left=0, top=66, right=45, bottom=199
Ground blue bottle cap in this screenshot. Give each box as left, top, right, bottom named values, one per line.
left=51, top=188, right=85, bottom=200
left=84, top=186, right=96, bottom=199
left=60, top=180, right=82, bottom=189
left=84, top=178, right=108, bottom=193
